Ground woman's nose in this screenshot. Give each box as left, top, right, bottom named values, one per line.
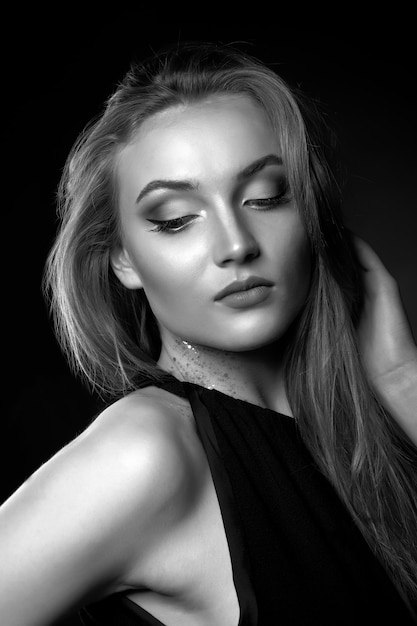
left=212, top=210, right=260, bottom=267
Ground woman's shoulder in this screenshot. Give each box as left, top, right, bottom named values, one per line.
left=0, top=385, right=201, bottom=623
left=88, top=384, right=196, bottom=463
left=4, top=382, right=198, bottom=531
left=77, top=384, right=199, bottom=506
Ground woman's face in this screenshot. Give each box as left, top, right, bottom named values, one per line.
left=113, top=95, right=311, bottom=352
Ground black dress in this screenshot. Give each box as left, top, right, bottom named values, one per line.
left=82, top=378, right=417, bottom=625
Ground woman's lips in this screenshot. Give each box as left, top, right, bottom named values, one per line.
left=217, top=285, right=273, bottom=308
left=214, top=277, right=274, bottom=309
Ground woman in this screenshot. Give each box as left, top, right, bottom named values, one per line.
left=1, top=41, right=416, bottom=625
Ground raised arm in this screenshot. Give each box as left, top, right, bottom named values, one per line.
left=354, top=236, right=417, bottom=446
left=0, top=393, right=193, bottom=626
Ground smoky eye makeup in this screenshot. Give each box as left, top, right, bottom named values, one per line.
left=243, top=174, right=292, bottom=209
left=139, top=193, right=200, bottom=233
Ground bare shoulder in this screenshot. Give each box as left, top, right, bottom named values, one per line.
left=92, top=383, right=194, bottom=442
left=0, top=385, right=201, bottom=625
left=83, top=385, right=200, bottom=499
left=62, top=383, right=201, bottom=531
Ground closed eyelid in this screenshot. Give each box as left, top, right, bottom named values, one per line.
left=242, top=175, right=290, bottom=199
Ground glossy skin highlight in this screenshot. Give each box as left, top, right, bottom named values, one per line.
left=113, top=96, right=311, bottom=369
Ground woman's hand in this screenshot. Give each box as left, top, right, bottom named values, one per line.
left=354, top=235, right=417, bottom=444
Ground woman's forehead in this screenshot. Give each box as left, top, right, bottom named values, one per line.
left=116, top=95, right=281, bottom=204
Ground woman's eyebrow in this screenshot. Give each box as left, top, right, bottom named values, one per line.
left=135, top=153, right=283, bottom=204
left=237, top=153, right=283, bottom=180
left=136, top=179, right=196, bottom=204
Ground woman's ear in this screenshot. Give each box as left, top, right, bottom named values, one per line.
left=110, top=246, right=143, bottom=290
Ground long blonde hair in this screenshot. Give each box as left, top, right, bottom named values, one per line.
left=44, top=42, right=417, bottom=600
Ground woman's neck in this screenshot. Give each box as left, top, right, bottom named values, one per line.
left=157, top=333, right=293, bottom=416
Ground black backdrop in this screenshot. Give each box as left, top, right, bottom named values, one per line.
left=2, top=16, right=416, bottom=509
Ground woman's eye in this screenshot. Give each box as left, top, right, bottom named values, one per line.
left=147, top=215, right=197, bottom=233
left=244, top=181, right=291, bottom=210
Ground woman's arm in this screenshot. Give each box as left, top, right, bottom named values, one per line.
left=0, top=393, right=193, bottom=626
left=354, top=236, right=417, bottom=446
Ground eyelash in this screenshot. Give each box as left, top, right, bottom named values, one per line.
left=245, top=192, right=290, bottom=210
left=147, top=215, right=197, bottom=233
left=147, top=187, right=291, bottom=234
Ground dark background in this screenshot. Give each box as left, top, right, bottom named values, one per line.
left=2, top=15, right=416, bottom=509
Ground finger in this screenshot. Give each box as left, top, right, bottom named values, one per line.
left=351, top=235, right=398, bottom=299
left=352, top=234, right=391, bottom=275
